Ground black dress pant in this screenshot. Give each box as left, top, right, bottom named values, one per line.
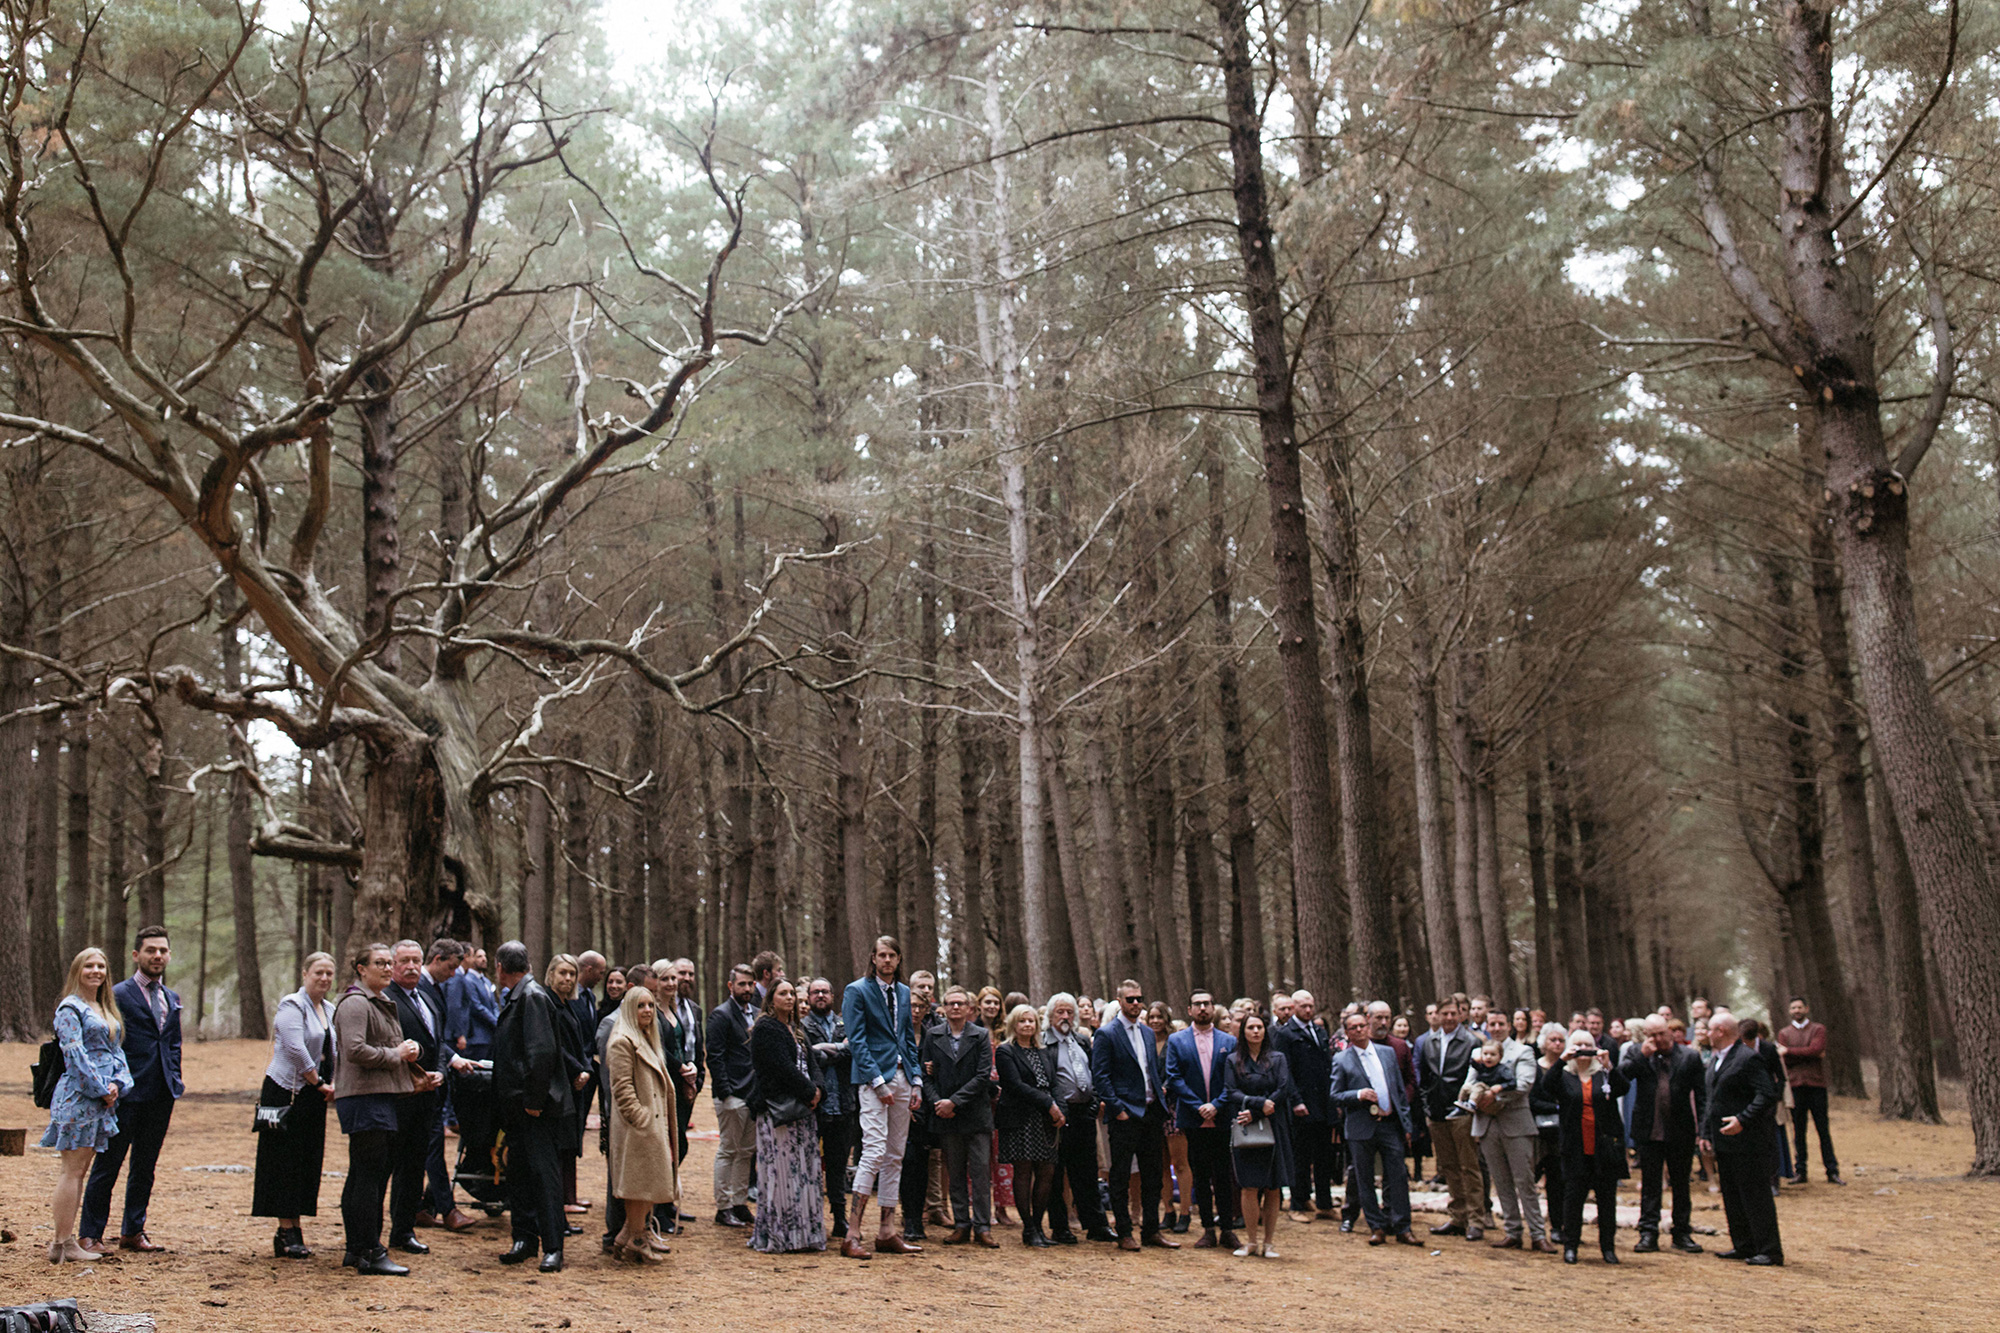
left=1049, top=1104, right=1103, bottom=1237
left=1290, top=1119, right=1336, bottom=1212
left=819, top=1112, right=858, bottom=1230
left=1635, top=1137, right=1695, bottom=1239
left=80, top=1096, right=175, bottom=1241
left=1183, top=1125, right=1235, bottom=1228
left=1536, top=1129, right=1565, bottom=1243
left=899, top=1113, right=934, bottom=1227
left=1716, top=1145, right=1783, bottom=1259
left=1790, top=1086, right=1838, bottom=1176
left=388, top=1090, right=440, bottom=1238
left=1105, top=1103, right=1167, bottom=1238
left=1562, top=1153, right=1621, bottom=1253
left=507, top=1111, right=569, bottom=1253
left=341, top=1129, right=396, bottom=1257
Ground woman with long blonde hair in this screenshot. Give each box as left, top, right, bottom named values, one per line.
left=605, top=984, right=678, bottom=1262
left=42, top=947, right=131, bottom=1263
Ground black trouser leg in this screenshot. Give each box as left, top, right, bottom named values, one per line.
left=819, top=1114, right=857, bottom=1231
left=1105, top=1109, right=1167, bottom=1237
left=1635, top=1140, right=1665, bottom=1237
left=1053, top=1112, right=1101, bottom=1236
left=898, top=1120, right=932, bottom=1225
left=1305, top=1122, right=1337, bottom=1210
left=343, top=1129, right=396, bottom=1257
left=1666, top=1140, right=1694, bottom=1237
left=388, top=1091, right=437, bottom=1238
left=1718, top=1148, right=1782, bottom=1258
left=507, top=1113, right=566, bottom=1253
left=1183, top=1126, right=1233, bottom=1228
left=1538, top=1133, right=1565, bottom=1245
left=1791, top=1086, right=1836, bottom=1175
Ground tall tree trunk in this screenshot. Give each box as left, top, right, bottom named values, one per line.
left=1525, top=744, right=1558, bottom=1011
left=1085, top=732, right=1142, bottom=989
left=220, top=588, right=269, bottom=1039
left=1406, top=581, right=1460, bottom=1002
left=1546, top=728, right=1590, bottom=1014
left=105, top=773, right=129, bottom=986
left=1211, top=0, right=1347, bottom=1004
left=1178, top=744, right=1223, bottom=997
left=912, top=552, right=942, bottom=973
left=0, top=565, right=34, bottom=1038
left=1474, top=775, right=1509, bottom=1009
left=1120, top=717, right=1165, bottom=994
left=1874, top=779, right=1942, bottom=1121
left=1146, top=736, right=1189, bottom=1007
left=954, top=710, right=989, bottom=990
left=29, top=694, right=63, bottom=1016
left=563, top=741, right=592, bottom=956
left=1693, top=0, right=2000, bottom=1171
left=138, top=737, right=169, bottom=930
left=523, top=778, right=552, bottom=969
left=1045, top=742, right=1102, bottom=992
left=1448, top=678, right=1487, bottom=996
left=1203, top=430, right=1264, bottom=1002
left=63, top=711, right=91, bottom=964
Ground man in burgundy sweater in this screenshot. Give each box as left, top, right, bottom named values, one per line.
left=1772, top=998, right=1844, bottom=1186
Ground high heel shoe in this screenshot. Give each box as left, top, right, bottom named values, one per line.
left=617, top=1238, right=663, bottom=1264
left=274, top=1226, right=313, bottom=1259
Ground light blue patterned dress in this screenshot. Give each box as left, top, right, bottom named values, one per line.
left=749, top=1031, right=827, bottom=1254
left=41, top=995, right=132, bottom=1152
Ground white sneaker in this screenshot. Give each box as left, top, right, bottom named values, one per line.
left=1232, top=1245, right=1252, bottom=1257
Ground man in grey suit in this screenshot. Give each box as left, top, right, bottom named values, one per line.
left=1329, top=1011, right=1421, bottom=1247
left=1467, top=1011, right=1550, bottom=1251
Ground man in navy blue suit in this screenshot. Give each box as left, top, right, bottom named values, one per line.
left=1091, top=980, right=1181, bottom=1251
left=1164, top=990, right=1240, bottom=1250
left=81, top=925, right=183, bottom=1254
left=1330, top=1009, right=1422, bottom=1248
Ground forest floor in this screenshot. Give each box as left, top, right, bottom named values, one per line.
left=1, top=1039, right=1996, bottom=1332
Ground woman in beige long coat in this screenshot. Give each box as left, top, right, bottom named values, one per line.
left=606, top=985, right=678, bottom=1263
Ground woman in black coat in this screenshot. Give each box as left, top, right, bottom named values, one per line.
left=1222, top=1014, right=1304, bottom=1259
left=747, top=982, right=826, bottom=1253
left=1529, top=1023, right=1568, bottom=1246
left=994, top=1005, right=1064, bottom=1247
left=1552, top=1034, right=1630, bottom=1266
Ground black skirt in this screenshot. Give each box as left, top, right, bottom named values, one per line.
left=252, top=1076, right=330, bottom=1219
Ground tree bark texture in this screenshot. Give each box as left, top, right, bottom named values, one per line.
left=1212, top=0, right=1347, bottom=1004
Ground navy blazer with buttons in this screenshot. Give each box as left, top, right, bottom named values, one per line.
left=113, top=974, right=184, bottom=1103
left=1330, top=1039, right=1414, bottom=1140
left=1163, top=1025, right=1236, bottom=1130
left=1091, top=1013, right=1163, bottom=1122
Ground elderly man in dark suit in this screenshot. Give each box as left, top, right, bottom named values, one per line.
left=1621, top=1012, right=1707, bottom=1254
left=1330, top=1010, right=1422, bottom=1247
left=385, top=940, right=460, bottom=1252
left=492, top=941, right=572, bottom=1273
left=922, top=986, right=999, bottom=1246
left=1701, top=1011, right=1783, bottom=1265
left=1270, top=989, right=1335, bottom=1224
left=1091, top=979, right=1180, bottom=1251
left=80, top=925, right=184, bottom=1254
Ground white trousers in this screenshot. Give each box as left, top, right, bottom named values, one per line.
left=852, top=1071, right=913, bottom=1203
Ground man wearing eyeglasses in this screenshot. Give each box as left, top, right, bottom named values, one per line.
left=1090, top=980, right=1180, bottom=1251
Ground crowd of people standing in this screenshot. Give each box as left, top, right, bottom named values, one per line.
left=36, top=927, right=1835, bottom=1276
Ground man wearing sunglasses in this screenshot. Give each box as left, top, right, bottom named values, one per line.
left=1089, top=980, right=1180, bottom=1251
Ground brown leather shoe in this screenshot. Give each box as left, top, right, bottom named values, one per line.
left=1118, top=1235, right=1141, bottom=1251
left=926, top=1206, right=951, bottom=1227
left=441, top=1208, right=482, bottom=1232
left=1532, top=1238, right=1560, bottom=1254
left=1193, top=1227, right=1218, bottom=1249
left=119, top=1233, right=167, bottom=1253
left=876, top=1232, right=923, bottom=1254
left=412, top=1211, right=441, bottom=1229
left=841, top=1234, right=872, bottom=1260
left=1368, top=1229, right=1387, bottom=1246
left=942, top=1226, right=972, bottom=1245
left=1142, top=1232, right=1180, bottom=1249
left=1288, top=1211, right=1315, bottom=1225
left=1395, top=1231, right=1424, bottom=1247
left=972, top=1228, right=1000, bottom=1248
left=1493, top=1235, right=1523, bottom=1249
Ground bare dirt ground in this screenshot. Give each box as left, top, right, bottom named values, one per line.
left=2, top=1039, right=1996, bottom=1332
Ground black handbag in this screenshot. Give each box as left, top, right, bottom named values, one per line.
left=253, top=1103, right=294, bottom=1134
left=30, top=1040, right=65, bottom=1109
left=765, top=1092, right=814, bottom=1126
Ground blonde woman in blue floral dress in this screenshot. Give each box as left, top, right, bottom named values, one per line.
left=44, top=947, right=133, bottom=1263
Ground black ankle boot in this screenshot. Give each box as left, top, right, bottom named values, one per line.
left=276, top=1227, right=312, bottom=1259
